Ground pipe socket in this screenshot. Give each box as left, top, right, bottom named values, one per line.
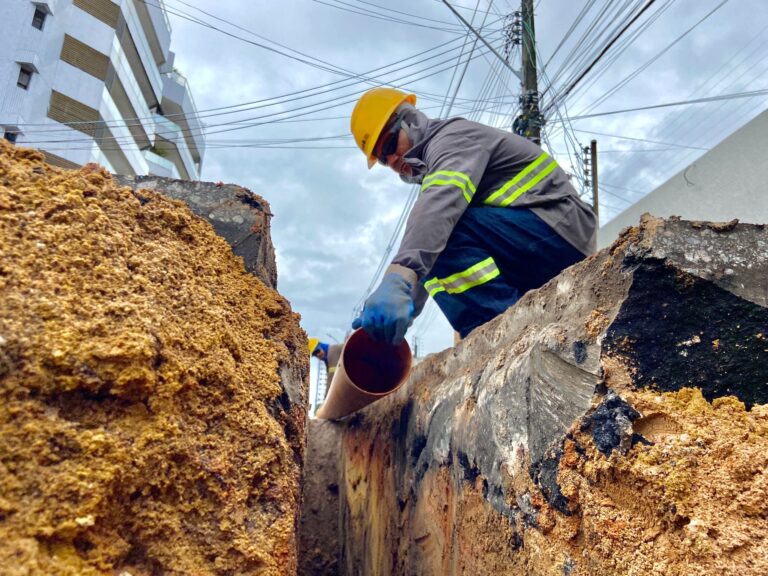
left=315, top=329, right=412, bottom=420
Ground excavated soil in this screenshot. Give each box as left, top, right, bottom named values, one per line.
left=0, top=140, right=307, bottom=575
left=341, top=383, right=768, bottom=576
left=530, top=380, right=768, bottom=575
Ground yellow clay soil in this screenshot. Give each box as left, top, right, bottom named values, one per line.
left=534, top=385, right=768, bottom=576
left=0, top=141, right=306, bottom=575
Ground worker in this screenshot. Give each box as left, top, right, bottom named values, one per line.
left=308, top=338, right=342, bottom=386
left=349, top=87, right=596, bottom=345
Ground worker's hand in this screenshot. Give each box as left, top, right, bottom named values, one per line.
left=352, top=273, right=415, bottom=345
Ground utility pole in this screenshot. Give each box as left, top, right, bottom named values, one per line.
left=582, top=140, right=599, bottom=221
left=513, top=0, right=542, bottom=144
left=590, top=139, right=599, bottom=221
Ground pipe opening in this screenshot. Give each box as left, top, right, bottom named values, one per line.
left=344, top=330, right=411, bottom=395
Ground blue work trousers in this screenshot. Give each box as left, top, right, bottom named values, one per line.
left=423, top=206, right=585, bottom=338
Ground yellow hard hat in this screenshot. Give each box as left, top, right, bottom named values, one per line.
left=350, top=87, right=416, bottom=169
left=308, top=337, right=319, bottom=355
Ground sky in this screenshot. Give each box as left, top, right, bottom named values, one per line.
left=157, top=0, right=768, bottom=406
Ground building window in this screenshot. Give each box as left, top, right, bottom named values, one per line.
left=4, top=132, right=19, bottom=144
left=32, top=7, right=47, bottom=30
left=17, top=66, right=33, bottom=89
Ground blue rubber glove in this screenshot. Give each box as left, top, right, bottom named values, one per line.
left=352, top=273, right=415, bottom=345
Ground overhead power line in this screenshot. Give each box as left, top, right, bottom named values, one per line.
left=345, top=0, right=463, bottom=26
left=546, top=0, right=643, bottom=92
left=22, top=0, right=513, bottom=159
left=20, top=27, right=507, bottom=143
left=441, top=0, right=522, bottom=80
left=596, top=147, right=683, bottom=153
left=551, top=0, right=657, bottom=107
left=572, top=129, right=710, bottom=150
left=306, top=0, right=464, bottom=32
left=555, top=88, right=768, bottom=122
left=549, top=0, right=676, bottom=113
left=601, top=181, right=647, bottom=199
left=577, top=0, right=731, bottom=116
left=27, top=42, right=510, bottom=152
left=596, top=185, right=637, bottom=207
left=23, top=0, right=503, bottom=133
left=429, top=0, right=501, bottom=15
left=542, top=0, right=597, bottom=72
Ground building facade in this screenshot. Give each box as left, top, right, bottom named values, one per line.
left=0, top=0, right=204, bottom=179
left=598, top=108, right=768, bottom=248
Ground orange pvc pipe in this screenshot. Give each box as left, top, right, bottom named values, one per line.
left=315, top=329, right=412, bottom=420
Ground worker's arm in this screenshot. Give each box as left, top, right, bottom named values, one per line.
left=392, top=123, right=491, bottom=280
left=353, top=124, right=490, bottom=344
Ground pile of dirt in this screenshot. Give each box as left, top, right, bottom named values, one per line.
left=528, top=383, right=768, bottom=575
left=0, top=140, right=307, bottom=575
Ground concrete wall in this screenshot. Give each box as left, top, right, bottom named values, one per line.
left=0, top=1, right=65, bottom=132
left=598, top=108, right=768, bottom=248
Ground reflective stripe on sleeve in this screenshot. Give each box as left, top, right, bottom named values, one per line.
left=424, top=256, right=500, bottom=297
left=484, top=152, right=558, bottom=207
left=421, top=170, right=477, bottom=203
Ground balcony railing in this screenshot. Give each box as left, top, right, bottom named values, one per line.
left=153, top=113, right=199, bottom=179
left=155, top=0, right=173, bottom=33
left=165, top=70, right=187, bottom=88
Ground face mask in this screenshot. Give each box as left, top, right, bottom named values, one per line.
left=399, top=157, right=427, bottom=184
left=395, top=119, right=428, bottom=184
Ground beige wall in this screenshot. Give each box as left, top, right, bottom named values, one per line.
left=599, top=108, right=768, bottom=248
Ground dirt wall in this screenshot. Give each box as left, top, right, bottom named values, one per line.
left=325, top=216, right=768, bottom=576
left=0, top=140, right=308, bottom=575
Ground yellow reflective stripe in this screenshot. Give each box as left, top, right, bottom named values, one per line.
left=421, top=170, right=477, bottom=203
left=485, top=153, right=549, bottom=205
left=484, top=152, right=559, bottom=207
left=451, top=266, right=500, bottom=294
left=422, top=178, right=472, bottom=203
left=424, top=257, right=500, bottom=297
left=499, top=159, right=558, bottom=207
left=424, top=277, right=445, bottom=297
left=422, top=170, right=476, bottom=193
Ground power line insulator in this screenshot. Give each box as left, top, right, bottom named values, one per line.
left=582, top=145, right=593, bottom=192
left=503, top=12, right=523, bottom=61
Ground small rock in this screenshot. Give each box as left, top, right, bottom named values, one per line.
left=75, top=515, right=95, bottom=527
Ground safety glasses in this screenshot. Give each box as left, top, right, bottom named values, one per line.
left=373, top=117, right=402, bottom=165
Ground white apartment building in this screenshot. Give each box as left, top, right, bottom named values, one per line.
left=0, top=0, right=205, bottom=179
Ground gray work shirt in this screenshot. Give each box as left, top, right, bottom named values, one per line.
left=388, top=108, right=596, bottom=288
